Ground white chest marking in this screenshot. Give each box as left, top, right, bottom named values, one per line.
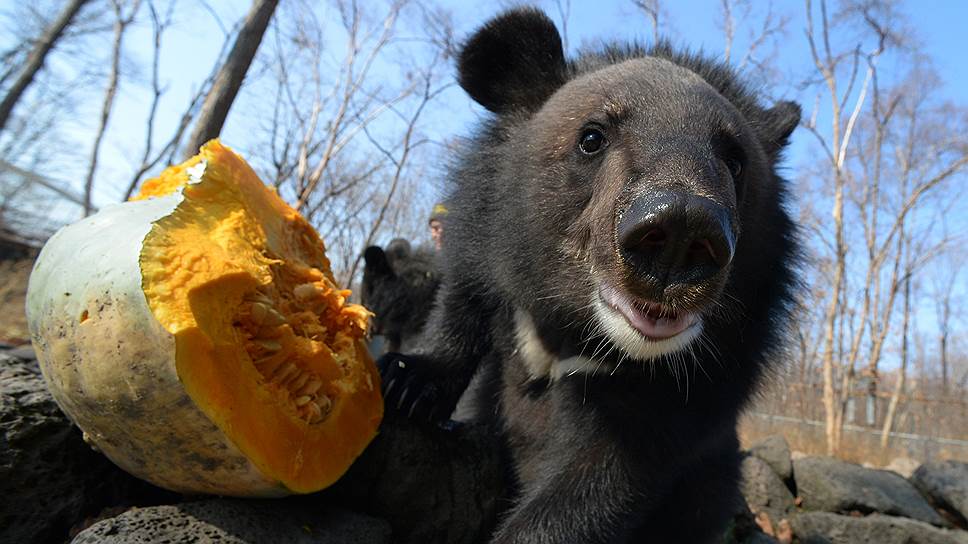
left=513, top=310, right=602, bottom=380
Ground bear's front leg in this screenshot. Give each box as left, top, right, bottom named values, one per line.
left=492, top=372, right=745, bottom=544
left=637, top=439, right=744, bottom=543
left=487, top=439, right=644, bottom=544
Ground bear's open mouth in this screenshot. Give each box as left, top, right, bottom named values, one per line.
left=598, top=283, right=697, bottom=341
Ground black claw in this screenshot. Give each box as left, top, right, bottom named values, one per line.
left=396, top=384, right=411, bottom=411
left=408, top=385, right=437, bottom=420
left=408, top=394, right=424, bottom=419
left=383, top=377, right=397, bottom=397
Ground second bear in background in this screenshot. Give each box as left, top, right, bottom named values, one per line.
left=361, top=239, right=440, bottom=354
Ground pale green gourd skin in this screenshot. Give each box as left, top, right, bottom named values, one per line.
left=25, top=194, right=288, bottom=497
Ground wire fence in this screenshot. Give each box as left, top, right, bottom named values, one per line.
left=742, top=380, right=968, bottom=465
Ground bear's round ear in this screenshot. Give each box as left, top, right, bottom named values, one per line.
left=458, top=8, right=567, bottom=114
left=759, top=101, right=801, bottom=154
left=363, top=246, right=392, bottom=276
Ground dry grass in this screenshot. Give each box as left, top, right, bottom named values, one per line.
left=0, top=258, right=33, bottom=345
left=739, top=411, right=968, bottom=467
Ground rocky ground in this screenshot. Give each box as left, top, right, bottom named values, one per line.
left=737, top=435, right=968, bottom=543
left=4, top=346, right=968, bottom=544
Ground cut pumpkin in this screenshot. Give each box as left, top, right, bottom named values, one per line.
left=26, top=140, right=382, bottom=496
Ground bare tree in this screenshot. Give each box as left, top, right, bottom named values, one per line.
left=347, top=65, right=449, bottom=282
left=289, top=0, right=405, bottom=212
left=631, top=0, right=664, bottom=43
left=82, top=0, right=141, bottom=216
left=934, top=260, right=959, bottom=394
left=183, top=0, right=279, bottom=157
left=802, top=0, right=891, bottom=455
left=778, top=0, right=968, bottom=457
left=552, top=0, right=571, bottom=52
left=0, top=5, right=110, bottom=176
left=121, top=0, right=238, bottom=200
left=257, top=0, right=452, bottom=285
left=880, top=233, right=911, bottom=448
left=718, top=0, right=789, bottom=77
left=0, top=0, right=92, bottom=134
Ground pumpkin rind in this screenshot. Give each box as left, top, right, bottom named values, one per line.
left=26, top=141, right=382, bottom=496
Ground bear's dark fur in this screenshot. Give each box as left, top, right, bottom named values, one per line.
left=361, top=239, right=440, bottom=354
left=379, top=8, right=800, bottom=543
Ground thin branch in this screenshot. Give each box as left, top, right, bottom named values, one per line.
left=82, top=0, right=141, bottom=215
left=345, top=69, right=438, bottom=284
left=0, top=0, right=93, bottom=133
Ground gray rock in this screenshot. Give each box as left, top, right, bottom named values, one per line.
left=741, top=454, right=795, bottom=525
left=5, top=344, right=36, bottom=361
left=791, top=512, right=968, bottom=544
left=749, top=435, right=794, bottom=488
left=72, top=500, right=392, bottom=544
left=0, top=354, right=173, bottom=543
left=794, top=456, right=945, bottom=527
left=911, top=460, right=968, bottom=526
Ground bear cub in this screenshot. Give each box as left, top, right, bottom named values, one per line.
left=361, top=238, right=440, bottom=354
left=379, top=8, right=800, bottom=543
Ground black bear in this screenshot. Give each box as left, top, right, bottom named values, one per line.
left=379, top=8, right=800, bottom=543
left=361, top=239, right=440, bottom=354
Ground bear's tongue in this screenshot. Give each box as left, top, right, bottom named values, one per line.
left=599, top=284, right=695, bottom=340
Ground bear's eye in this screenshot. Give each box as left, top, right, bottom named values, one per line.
left=724, top=157, right=743, bottom=179
left=578, top=128, right=608, bottom=155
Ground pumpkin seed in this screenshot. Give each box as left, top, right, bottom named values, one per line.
left=245, top=292, right=273, bottom=305
left=317, top=394, right=333, bottom=414
left=254, top=339, right=282, bottom=352
left=264, top=308, right=288, bottom=327
left=288, top=372, right=310, bottom=391
left=273, top=362, right=298, bottom=383
left=298, top=378, right=322, bottom=396
left=294, top=395, right=312, bottom=407
left=306, top=402, right=323, bottom=423
left=252, top=355, right=275, bottom=367
left=294, top=283, right=322, bottom=300
left=249, top=302, right=268, bottom=325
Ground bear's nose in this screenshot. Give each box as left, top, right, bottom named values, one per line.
left=617, top=190, right=735, bottom=288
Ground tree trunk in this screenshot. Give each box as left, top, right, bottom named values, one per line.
left=821, top=175, right=846, bottom=456
left=939, top=290, right=951, bottom=394
left=82, top=0, right=139, bottom=216
left=881, top=271, right=911, bottom=448
left=182, top=0, right=279, bottom=157
left=0, top=0, right=92, bottom=133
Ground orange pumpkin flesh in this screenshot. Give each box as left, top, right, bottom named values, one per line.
left=134, top=141, right=382, bottom=493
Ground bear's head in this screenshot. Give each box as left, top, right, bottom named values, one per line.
left=454, top=8, right=800, bottom=364
left=362, top=239, right=440, bottom=353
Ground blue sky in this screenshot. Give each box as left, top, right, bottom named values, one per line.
left=27, top=0, right=961, bottom=208
left=2, top=0, right=965, bottom=213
